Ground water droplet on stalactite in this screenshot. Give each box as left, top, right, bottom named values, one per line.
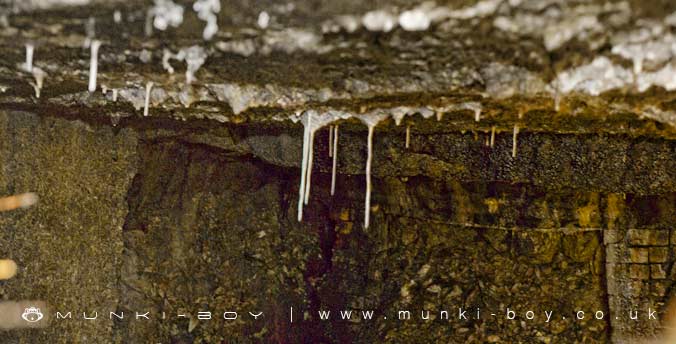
left=328, top=125, right=333, bottom=157
left=405, top=125, right=411, bottom=149
left=512, top=125, right=519, bottom=158
left=143, top=82, right=153, bottom=117
left=357, top=113, right=388, bottom=229
left=331, top=125, right=339, bottom=196
left=490, top=126, right=496, bottom=147
left=88, top=40, right=101, bottom=93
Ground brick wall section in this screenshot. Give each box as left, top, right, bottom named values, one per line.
left=605, top=194, right=676, bottom=343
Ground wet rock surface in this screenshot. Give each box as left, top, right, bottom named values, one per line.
left=0, top=0, right=674, bottom=343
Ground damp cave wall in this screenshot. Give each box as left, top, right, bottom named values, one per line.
left=0, top=109, right=674, bottom=343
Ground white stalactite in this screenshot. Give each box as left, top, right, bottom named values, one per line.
left=112, top=88, right=118, bottom=102
left=88, top=40, right=101, bottom=93
left=331, top=125, right=339, bottom=196
left=490, top=126, right=495, bottom=147
left=364, top=126, right=375, bottom=228
left=328, top=125, right=333, bottom=157
left=297, top=111, right=312, bottom=221
left=30, top=68, right=45, bottom=98
left=512, top=125, right=519, bottom=158
left=24, top=43, right=34, bottom=72
left=304, top=130, right=315, bottom=204
left=296, top=110, right=350, bottom=221
left=143, top=82, right=153, bottom=117
left=405, top=125, right=411, bottom=149
left=474, top=108, right=481, bottom=122
left=358, top=114, right=388, bottom=229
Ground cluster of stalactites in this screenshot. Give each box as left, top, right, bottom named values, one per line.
left=294, top=104, right=524, bottom=230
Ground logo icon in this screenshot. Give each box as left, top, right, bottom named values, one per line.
left=21, top=307, right=43, bottom=322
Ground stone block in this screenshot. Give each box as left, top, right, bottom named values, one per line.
left=629, top=248, right=649, bottom=263
left=629, top=265, right=650, bottom=280
left=650, top=264, right=667, bottom=279
left=649, top=247, right=669, bottom=263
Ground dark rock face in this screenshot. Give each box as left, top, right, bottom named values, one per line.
left=115, top=136, right=612, bottom=343
left=1, top=110, right=673, bottom=342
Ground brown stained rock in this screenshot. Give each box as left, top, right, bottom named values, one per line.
left=0, top=110, right=138, bottom=343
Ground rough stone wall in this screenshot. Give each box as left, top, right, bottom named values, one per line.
left=0, top=110, right=137, bottom=343
left=116, top=137, right=610, bottom=343
left=0, top=114, right=674, bottom=343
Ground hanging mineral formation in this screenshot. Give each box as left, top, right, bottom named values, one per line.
left=23, top=43, right=34, bottom=72
left=88, top=40, right=101, bottom=92
left=296, top=110, right=350, bottom=221
left=303, top=127, right=316, bottom=204
left=331, top=125, right=339, bottom=196
left=405, top=125, right=411, bottom=149
left=143, top=82, right=153, bottom=117
left=297, top=111, right=313, bottom=221
left=358, top=113, right=388, bottom=229
left=328, top=125, right=333, bottom=157
left=193, top=0, right=220, bottom=40
left=30, top=68, right=46, bottom=98
left=490, top=126, right=495, bottom=147
left=512, top=125, right=519, bottom=158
